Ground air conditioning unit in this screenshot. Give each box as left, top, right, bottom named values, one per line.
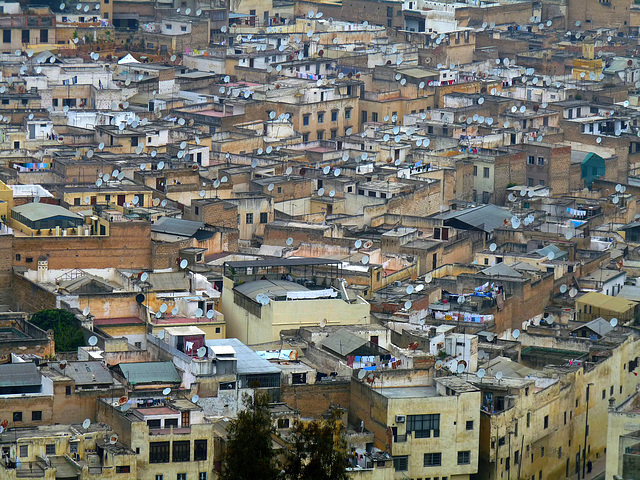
left=395, top=415, right=406, bottom=423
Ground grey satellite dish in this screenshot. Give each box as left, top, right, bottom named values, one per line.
left=512, top=329, right=520, bottom=339
left=195, top=308, right=203, bottom=318
left=357, top=369, right=366, bottom=379
left=82, top=307, right=91, bottom=316
left=486, top=333, right=494, bottom=341
left=162, top=387, right=171, bottom=396
left=425, top=273, right=433, bottom=283
left=197, top=346, right=207, bottom=358
left=267, top=183, right=275, bottom=192
left=285, top=166, right=292, bottom=175
left=171, top=307, right=178, bottom=315
left=560, top=284, right=568, bottom=293
left=160, top=303, right=168, bottom=313
left=103, top=174, right=110, bottom=182
left=546, top=315, right=555, bottom=324
left=406, top=285, right=414, bottom=294
left=611, top=318, right=618, bottom=327
left=286, top=237, right=293, bottom=246
left=361, top=256, right=370, bottom=265
left=82, top=419, right=91, bottom=429
left=569, top=288, right=578, bottom=298
left=457, top=363, right=465, bottom=374
left=88, top=336, right=98, bottom=346
left=477, top=368, right=485, bottom=379
left=318, top=188, right=325, bottom=196
left=141, top=272, right=148, bottom=282
left=496, top=371, right=503, bottom=381
left=213, top=180, right=221, bottom=188
left=206, top=309, right=215, bottom=319
left=118, top=172, right=125, bottom=181
left=404, top=300, right=412, bottom=310
left=180, top=259, right=188, bottom=269
left=192, top=394, right=200, bottom=404
left=489, top=243, right=497, bottom=252
left=547, top=251, right=555, bottom=261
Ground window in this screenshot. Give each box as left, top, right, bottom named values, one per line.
left=215, top=327, right=221, bottom=334
left=46, top=444, right=55, bottom=455
left=318, top=112, right=324, bottom=123
left=32, top=411, right=42, bottom=421
left=457, top=451, right=470, bottom=465
left=13, top=412, right=22, bottom=422
left=466, top=420, right=473, bottom=430
left=345, top=108, right=352, bottom=120
left=21, top=29, right=29, bottom=43
left=131, top=137, right=139, bottom=147
left=393, top=456, right=408, bottom=471
left=19, top=445, right=28, bottom=457
left=473, top=165, right=478, bottom=176
left=181, top=411, right=190, bottom=428
left=424, top=453, right=442, bottom=466
left=483, top=167, right=490, bottom=178
left=544, top=415, right=549, bottom=429
left=277, top=418, right=290, bottom=429
left=528, top=155, right=535, bottom=165
left=181, top=26, right=187, bottom=32
left=303, top=114, right=310, bottom=126
left=177, top=475, right=186, bottom=480
left=156, top=476, right=164, bottom=480
left=330, top=129, right=337, bottom=139
left=602, top=389, right=606, bottom=399
left=277, top=187, right=282, bottom=193
left=499, top=436, right=506, bottom=446
left=66, top=386, right=71, bottom=395
left=371, top=112, right=378, bottom=122
left=40, top=29, right=48, bottom=43
left=317, top=130, right=324, bottom=140
left=199, top=474, right=207, bottom=480
left=2, top=29, right=9, bottom=43
left=149, top=442, right=170, bottom=463
left=116, top=466, right=131, bottom=473
left=245, top=213, right=253, bottom=224
left=302, top=133, right=309, bottom=142
left=537, top=156, right=544, bottom=165
left=541, top=447, right=545, bottom=457
left=172, top=441, right=190, bottom=462
left=166, top=24, right=172, bottom=29
left=25, top=257, right=33, bottom=263
left=331, top=110, right=338, bottom=122
left=387, top=6, right=393, bottom=16
left=260, top=212, right=268, bottom=223
left=564, top=412, right=567, bottom=425
left=194, top=440, right=207, bottom=461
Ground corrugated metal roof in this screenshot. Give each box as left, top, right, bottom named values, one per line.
left=54, top=361, right=113, bottom=385
left=12, top=203, right=82, bottom=222
left=572, top=317, right=613, bottom=337
left=116, top=361, right=181, bottom=385
left=480, top=263, right=523, bottom=278
left=0, top=362, right=41, bottom=387
left=322, top=329, right=366, bottom=356
left=206, top=338, right=280, bottom=375
left=148, top=272, right=190, bottom=292
left=440, top=205, right=512, bottom=233
left=151, top=217, right=204, bottom=237
left=234, top=279, right=308, bottom=299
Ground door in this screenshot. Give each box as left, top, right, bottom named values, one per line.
left=117, top=195, right=125, bottom=206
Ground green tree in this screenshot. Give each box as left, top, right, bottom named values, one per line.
left=282, top=412, right=349, bottom=480
left=221, top=393, right=280, bottom=480
left=30, top=309, right=85, bottom=352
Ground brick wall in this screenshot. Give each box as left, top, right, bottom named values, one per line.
left=12, top=273, right=57, bottom=313
left=281, top=381, right=351, bottom=419
left=494, top=152, right=526, bottom=205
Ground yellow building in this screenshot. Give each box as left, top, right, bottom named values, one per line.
left=575, top=291, right=638, bottom=324
left=0, top=179, right=14, bottom=220
left=350, top=372, right=481, bottom=480
left=572, top=37, right=604, bottom=81
left=606, top=390, right=640, bottom=480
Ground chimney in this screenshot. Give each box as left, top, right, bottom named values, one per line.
left=37, top=257, right=48, bottom=283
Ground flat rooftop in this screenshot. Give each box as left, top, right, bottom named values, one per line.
left=377, top=386, right=438, bottom=399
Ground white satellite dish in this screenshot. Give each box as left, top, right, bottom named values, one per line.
left=162, top=387, right=171, bottom=396
left=512, top=329, right=520, bottom=339
left=362, top=256, right=370, bottom=265
left=82, top=419, right=91, bottom=429
left=192, top=394, right=200, bottom=403
left=180, top=259, right=188, bottom=269
left=457, top=363, right=465, bottom=374
left=206, top=309, right=215, bottom=319
left=197, top=346, right=207, bottom=358
left=477, top=368, right=485, bottom=379
left=486, top=333, right=494, bottom=342
left=158, top=330, right=165, bottom=340
left=82, top=307, right=91, bottom=316
left=547, top=251, right=555, bottom=261
left=496, top=371, right=503, bottom=380
left=569, top=288, right=578, bottom=298
left=357, top=369, right=366, bottom=379
left=415, top=284, right=424, bottom=292
left=560, top=284, right=567, bottom=293
left=195, top=308, right=203, bottom=318
left=171, top=307, right=178, bottom=315
left=435, top=360, right=443, bottom=370
left=457, top=295, right=465, bottom=304
left=489, top=243, right=497, bottom=252
left=406, top=285, right=414, bottom=294
left=317, top=188, right=325, bottom=196
left=404, top=300, right=412, bottom=310
left=88, top=336, right=98, bottom=346
left=355, top=239, right=362, bottom=248
left=159, top=303, right=168, bottom=313
left=610, top=318, right=618, bottom=327
left=425, top=273, right=433, bottom=283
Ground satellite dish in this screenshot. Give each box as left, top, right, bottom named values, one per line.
left=355, top=239, right=362, bottom=248
left=155, top=312, right=162, bottom=319
left=415, top=284, right=424, bottom=292
left=171, top=307, right=178, bottom=315
left=457, top=296, right=465, bottom=304
left=361, top=256, right=370, bottom=265
left=286, top=237, right=293, bottom=246
left=457, top=363, right=465, bottom=374
left=435, top=360, right=443, bottom=370
left=206, top=309, right=214, bottom=319
left=565, top=232, right=572, bottom=240
left=267, top=183, right=275, bottom=192
left=180, top=259, right=188, bottom=269
left=477, top=368, right=486, bottom=379
left=358, top=369, right=366, bottom=379
left=82, top=419, right=91, bottom=429
left=192, top=394, right=200, bottom=404
left=318, top=187, right=325, bottom=196
left=486, top=333, right=494, bottom=342
left=569, top=288, right=578, bottom=298
left=406, top=285, right=414, bottom=294
left=158, top=330, right=165, bottom=340
left=162, top=387, right=171, bottom=396
left=404, top=300, right=412, bottom=310
left=425, top=273, right=433, bottom=283
left=560, top=284, right=568, bottom=293
left=496, top=371, right=503, bottom=380
left=82, top=307, right=91, bottom=316
left=109, top=434, right=119, bottom=444
left=197, top=346, right=207, bottom=358
left=490, top=243, right=497, bottom=252
left=610, top=318, right=618, bottom=327
left=159, top=303, right=168, bottom=313
left=512, top=329, right=520, bottom=339
left=329, top=190, right=336, bottom=197
left=88, top=336, right=98, bottom=346
left=195, top=308, right=204, bottom=318
left=547, top=251, right=555, bottom=261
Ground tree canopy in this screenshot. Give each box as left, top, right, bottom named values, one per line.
left=30, top=309, right=85, bottom=352
left=221, top=393, right=280, bottom=480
